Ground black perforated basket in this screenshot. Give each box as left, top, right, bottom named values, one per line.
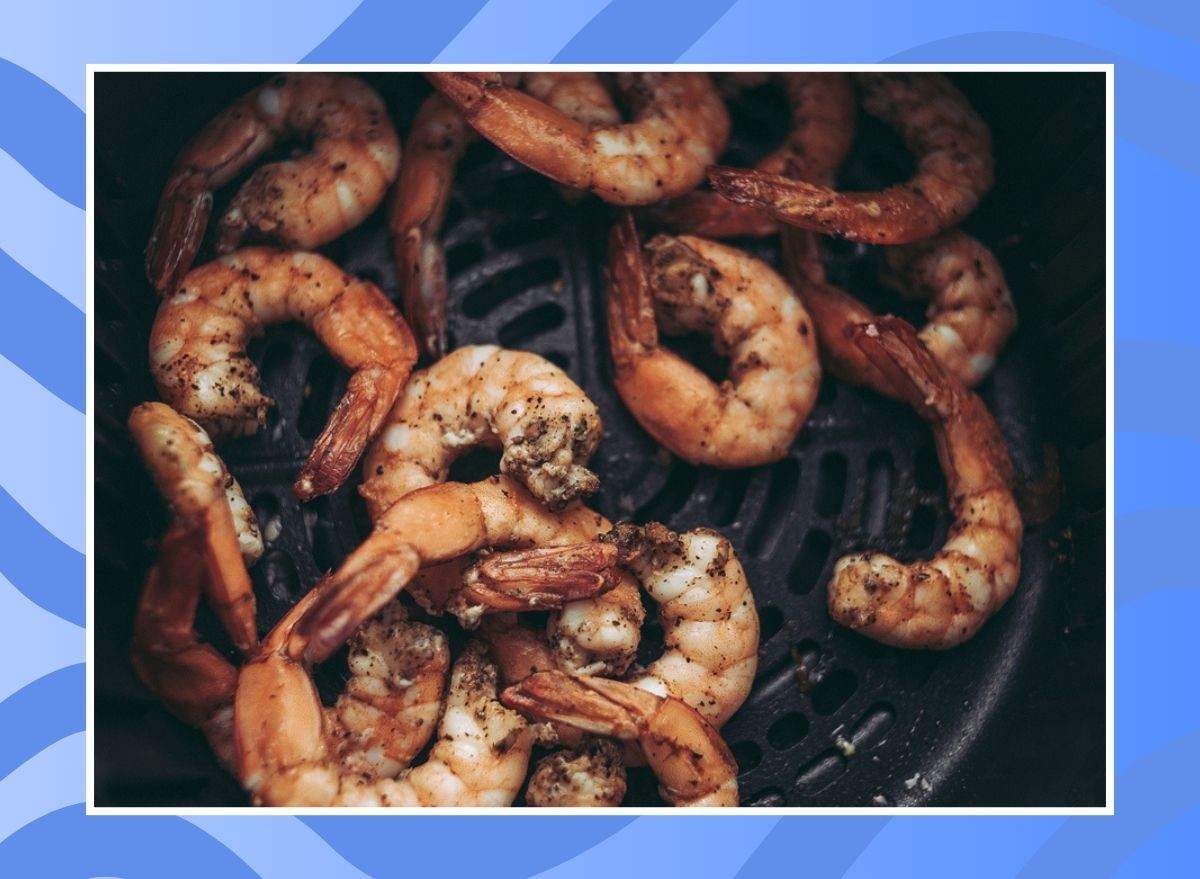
left=93, top=71, right=1106, bottom=807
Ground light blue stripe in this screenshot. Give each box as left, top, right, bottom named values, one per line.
left=435, top=0, right=614, bottom=63
left=0, top=734, right=82, bottom=844
left=0, top=573, right=83, bottom=704
left=187, top=817, right=373, bottom=879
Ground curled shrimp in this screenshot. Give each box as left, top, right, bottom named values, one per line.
left=428, top=72, right=729, bottom=205
left=829, top=318, right=1022, bottom=648
left=881, top=229, right=1017, bottom=387
left=149, top=247, right=417, bottom=501
left=359, top=345, right=602, bottom=519
left=644, top=73, right=856, bottom=238
left=129, top=402, right=260, bottom=654
left=294, top=476, right=642, bottom=671
left=710, top=73, right=993, bottom=244
left=235, top=594, right=526, bottom=807
left=146, top=73, right=400, bottom=294
left=390, top=76, right=620, bottom=358
left=607, top=213, right=820, bottom=467
left=503, top=672, right=739, bottom=807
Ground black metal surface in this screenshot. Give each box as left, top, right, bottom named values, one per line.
left=93, top=72, right=1106, bottom=807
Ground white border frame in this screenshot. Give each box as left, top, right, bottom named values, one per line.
left=85, top=62, right=1116, bottom=817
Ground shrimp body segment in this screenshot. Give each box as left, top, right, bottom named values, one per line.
left=828, top=319, right=1022, bottom=648
left=428, top=72, right=729, bottom=205
left=607, top=214, right=820, bottom=468
left=504, top=672, right=739, bottom=807
left=710, top=73, right=993, bottom=244
left=646, top=73, right=856, bottom=238
left=882, top=230, right=1017, bottom=387
left=146, top=73, right=400, bottom=293
left=129, top=402, right=260, bottom=654
left=360, top=345, right=602, bottom=519
left=149, top=248, right=417, bottom=501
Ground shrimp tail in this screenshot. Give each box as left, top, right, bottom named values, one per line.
left=397, top=230, right=449, bottom=359
left=849, top=317, right=955, bottom=418
left=606, top=211, right=658, bottom=365
left=462, top=543, right=620, bottom=611
left=502, top=672, right=642, bottom=740
left=145, top=174, right=213, bottom=294
left=196, top=500, right=260, bottom=655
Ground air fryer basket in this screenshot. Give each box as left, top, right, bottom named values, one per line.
left=94, top=72, right=1106, bottom=807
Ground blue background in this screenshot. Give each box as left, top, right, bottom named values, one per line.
left=1, top=0, right=1169, bottom=875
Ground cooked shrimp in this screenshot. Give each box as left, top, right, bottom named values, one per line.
left=709, top=73, right=993, bottom=244
left=428, top=72, right=729, bottom=205
left=644, top=73, right=856, bottom=238
left=129, top=402, right=259, bottom=654
left=607, top=213, right=820, bottom=467
left=389, top=75, right=624, bottom=357
left=130, top=512, right=242, bottom=771
left=294, top=476, right=642, bottom=673
left=504, top=672, right=739, bottom=807
left=236, top=599, right=527, bottom=806
left=881, top=229, right=1017, bottom=387
left=359, top=345, right=602, bottom=518
left=149, top=247, right=417, bottom=501
left=146, top=73, right=400, bottom=293
left=525, top=738, right=628, bottom=808
left=827, top=318, right=1022, bottom=648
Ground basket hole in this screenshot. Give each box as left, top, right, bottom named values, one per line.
left=788, top=530, right=832, bottom=594
left=259, top=549, right=300, bottom=606
left=811, top=667, right=857, bottom=715
left=492, top=214, right=557, bottom=249
left=709, top=469, right=751, bottom=526
left=850, top=702, right=896, bottom=750
left=862, top=450, right=894, bottom=536
left=296, top=355, right=339, bottom=441
left=745, top=787, right=786, bottom=807
left=746, top=458, right=800, bottom=557
left=730, top=740, right=762, bottom=772
left=767, top=712, right=810, bottom=750
left=635, top=461, right=699, bottom=522
left=759, top=605, right=784, bottom=642
left=815, top=452, right=848, bottom=517
left=795, top=749, right=847, bottom=794
left=462, top=258, right=561, bottom=319
left=446, top=447, right=503, bottom=484
left=543, top=350, right=570, bottom=371
left=309, top=496, right=347, bottom=574
left=446, top=240, right=485, bottom=277
left=498, top=303, right=566, bottom=349
left=257, top=339, right=293, bottom=391
left=914, top=444, right=942, bottom=491
left=897, top=652, right=940, bottom=692
left=906, top=504, right=937, bottom=551
left=817, top=376, right=838, bottom=406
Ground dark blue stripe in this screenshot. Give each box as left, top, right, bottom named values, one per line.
left=0, top=248, right=83, bottom=411
left=0, top=486, right=83, bottom=626
left=304, top=0, right=489, bottom=62
left=0, top=665, right=83, bottom=781
left=0, top=805, right=261, bottom=878
left=553, top=0, right=738, bottom=62
left=734, top=816, right=887, bottom=879
left=0, top=58, right=83, bottom=208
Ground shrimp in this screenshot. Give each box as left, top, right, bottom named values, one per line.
left=881, top=229, right=1017, bottom=387
left=128, top=402, right=260, bottom=654
left=644, top=73, right=856, bottom=238
left=827, top=318, right=1022, bottom=648
left=130, top=512, right=243, bottom=772
left=709, top=73, right=993, bottom=244
left=525, top=738, right=628, bottom=808
left=293, top=476, right=642, bottom=673
left=146, top=73, right=400, bottom=293
left=607, top=212, right=820, bottom=468
left=235, top=596, right=525, bottom=807
left=427, top=72, right=729, bottom=205
left=503, top=672, right=739, bottom=807
left=149, top=247, right=418, bottom=501
left=359, top=345, right=602, bottom=519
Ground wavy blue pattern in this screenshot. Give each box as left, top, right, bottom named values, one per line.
left=1116, top=510, right=1200, bottom=601
left=1112, top=805, right=1200, bottom=879
left=435, top=0, right=612, bottom=63
left=0, top=248, right=83, bottom=411
left=0, top=573, right=82, bottom=704
left=0, top=58, right=82, bottom=207
left=304, top=0, right=490, bottom=61
left=1114, top=435, right=1200, bottom=516
left=735, top=817, right=886, bottom=878
left=0, top=805, right=260, bottom=878
left=0, top=734, right=82, bottom=844
left=0, top=486, right=82, bottom=626
left=187, top=817, right=372, bottom=879
left=553, top=0, right=738, bottom=61
left=0, top=665, right=81, bottom=781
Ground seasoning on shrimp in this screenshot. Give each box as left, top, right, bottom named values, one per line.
left=607, top=212, right=820, bottom=468
left=148, top=247, right=418, bottom=501
left=146, top=73, right=400, bottom=293
left=428, top=71, right=730, bottom=205
left=710, top=73, right=993, bottom=244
